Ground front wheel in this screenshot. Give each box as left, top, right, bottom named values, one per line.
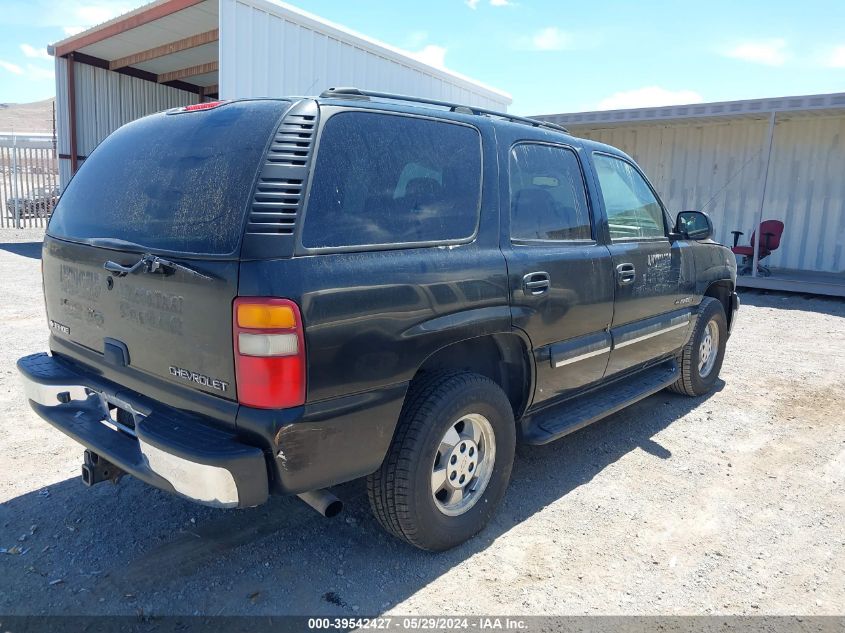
left=367, top=371, right=516, bottom=551
left=668, top=296, right=728, bottom=396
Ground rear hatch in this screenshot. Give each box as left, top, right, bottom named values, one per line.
left=43, top=99, right=289, bottom=403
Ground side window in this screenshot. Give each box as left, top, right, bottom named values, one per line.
left=509, top=144, right=592, bottom=241
left=302, top=112, right=482, bottom=249
left=593, top=154, right=666, bottom=240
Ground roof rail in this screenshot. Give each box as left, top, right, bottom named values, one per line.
left=319, top=87, right=569, bottom=134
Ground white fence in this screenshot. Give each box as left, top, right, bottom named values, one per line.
left=0, top=133, right=59, bottom=229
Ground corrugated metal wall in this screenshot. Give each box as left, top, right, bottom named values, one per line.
left=574, top=114, right=845, bottom=274
left=219, top=0, right=510, bottom=111
left=54, top=55, right=197, bottom=188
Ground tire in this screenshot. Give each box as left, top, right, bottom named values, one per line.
left=668, top=296, right=728, bottom=396
left=367, top=371, right=516, bottom=551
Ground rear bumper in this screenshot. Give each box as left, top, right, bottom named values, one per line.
left=17, top=352, right=268, bottom=508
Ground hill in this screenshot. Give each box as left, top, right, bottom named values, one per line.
left=0, top=98, right=55, bottom=134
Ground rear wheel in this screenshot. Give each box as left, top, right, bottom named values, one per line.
left=668, top=297, right=728, bottom=396
left=367, top=371, right=515, bottom=551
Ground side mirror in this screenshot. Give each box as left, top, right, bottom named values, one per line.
left=675, top=210, right=713, bottom=241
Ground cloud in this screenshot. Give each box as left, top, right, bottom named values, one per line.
left=529, top=27, right=571, bottom=51
left=409, top=45, right=448, bottom=69
left=826, top=45, right=845, bottom=68
left=0, top=60, right=53, bottom=82
left=20, top=44, right=51, bottom=60
left=513, top=27, right=600, bottom=52
left=75, top=3, right=131, bottom=24
left=466, top=0, right=511, bottom=8
left=3, top=1, right=141, bottom=31
left=26, top=65, right=55, bottom=81
left=405, top=31, right=429, bottom=49
left=723, top=39, right=789, bottom=66
left=597, top=86, right=703, bottom=111
left=403, top=32, right=447, bottom=69
left=0, top=60, right=24, bottom=75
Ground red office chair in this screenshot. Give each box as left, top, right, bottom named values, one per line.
left=731, top=220, right=784, bottom=277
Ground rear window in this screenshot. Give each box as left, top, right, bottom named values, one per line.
left=302, top=112, right=482, bottom=249
left=48, top=100, right=286, bottom=255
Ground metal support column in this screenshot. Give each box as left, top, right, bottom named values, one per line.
left=67, top=52, right=79, bottom=175
left=751, top=111, right=777, bottom=278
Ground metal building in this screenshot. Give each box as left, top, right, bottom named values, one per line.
left=48, top=0, right=511, bottom=187
left=537, top=93, right=845, bottom=297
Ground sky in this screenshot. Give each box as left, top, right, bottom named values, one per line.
left=0, top=0, right=844, bottom=114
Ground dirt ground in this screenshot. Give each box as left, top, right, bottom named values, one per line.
left=0, top=229, right=843, bottom=616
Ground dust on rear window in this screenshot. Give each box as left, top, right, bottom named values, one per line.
left=48, top=101, right=286, bottom=255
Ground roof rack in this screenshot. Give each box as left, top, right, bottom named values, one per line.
left=319, top=87, right=569, bottom=134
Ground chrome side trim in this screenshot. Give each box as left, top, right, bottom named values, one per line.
left=614, top=320, right=689, bottom=349
left=554, top=346, right=611, bottom=368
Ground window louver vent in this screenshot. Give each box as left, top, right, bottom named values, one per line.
left=266, top=114, right=316, bottom=166
left=247, top=178, right=304, bottom=235
left=245, top=100, right=318, bottom=240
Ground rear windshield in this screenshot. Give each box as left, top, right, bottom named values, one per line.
left=48, top=100, right=286, bottom=255
left=302, top=111, right=482, bottom=249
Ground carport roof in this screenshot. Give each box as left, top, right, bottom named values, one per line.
left=48, top=0, right=512, bottom=103
left=48, top=0, right=219, bottom=96
left=535, top=91, right=845, bottom=129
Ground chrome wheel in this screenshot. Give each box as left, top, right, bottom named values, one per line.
left=431, top=413, right=496, bottom=517
left=698, top=319, right=719, bottom=378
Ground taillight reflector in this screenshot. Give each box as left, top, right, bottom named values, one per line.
left=233, top=298, right=305, bottom=409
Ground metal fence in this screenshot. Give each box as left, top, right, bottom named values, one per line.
left=0, top=133, right=59, bottom=229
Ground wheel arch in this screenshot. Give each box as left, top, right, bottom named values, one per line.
left=703, top=279, right=734, bottom=330
left=412, top=332, right=534, bottom=420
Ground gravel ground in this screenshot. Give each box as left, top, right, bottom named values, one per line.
left=0, top=229, right=843, bottom=616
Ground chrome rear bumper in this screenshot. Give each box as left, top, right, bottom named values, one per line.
left=17, top=352, right=268, bottom=508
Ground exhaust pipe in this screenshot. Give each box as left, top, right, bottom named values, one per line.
left=297, top=489, right=343, bottom=518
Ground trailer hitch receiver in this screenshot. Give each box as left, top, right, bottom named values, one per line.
left=81, top=450, right=125, bottom=486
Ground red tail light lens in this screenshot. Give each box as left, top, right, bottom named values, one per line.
left=233, top=298, right=305, bottom=409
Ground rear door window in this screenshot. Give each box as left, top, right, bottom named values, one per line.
left=47, top=100, right=287, bottom=255
left=302, top=112, right=482, bottom=249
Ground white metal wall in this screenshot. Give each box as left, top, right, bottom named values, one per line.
left=54, top=55, right=198, bottom=188
left=219, top=0, right=511, bottom=111
left=574, top=114, right=845, bottom=274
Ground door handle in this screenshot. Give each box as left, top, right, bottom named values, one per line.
left=523, top=271, right=551, bottom=295
left=616, top=263, right=636, bottom=285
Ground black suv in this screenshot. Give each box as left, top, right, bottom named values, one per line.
left=18, top=89, right=738, bottom=551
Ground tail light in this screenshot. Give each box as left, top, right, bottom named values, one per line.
left=233, top=298, right=305, bottom=409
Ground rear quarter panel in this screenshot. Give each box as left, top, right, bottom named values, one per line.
left=237, top=117, right=510, bottom=404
